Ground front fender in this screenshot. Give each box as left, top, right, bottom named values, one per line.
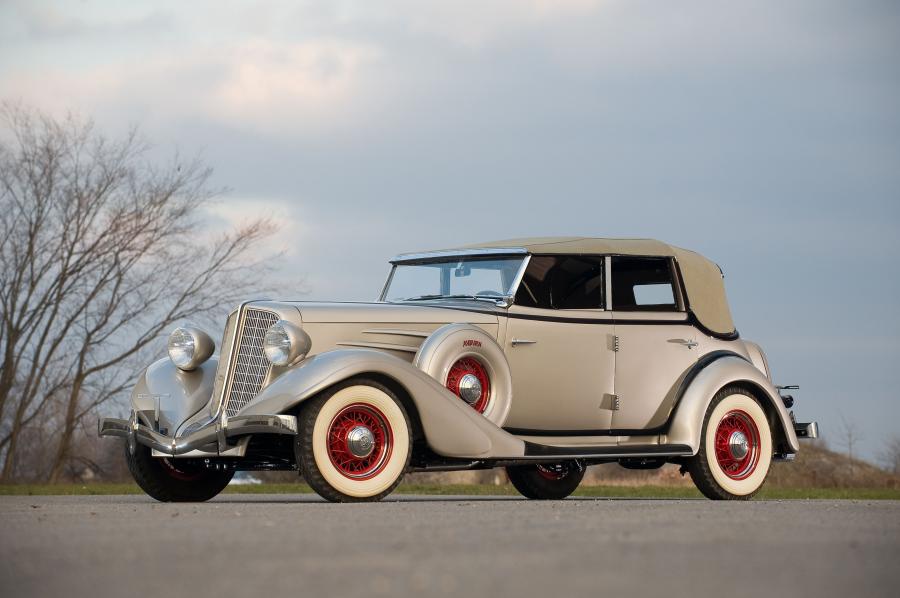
left=666, top=355, right=799, bottom=454
left=130, top=357, right=218, bottom=436
left=240, top=349, right=526, bottom=459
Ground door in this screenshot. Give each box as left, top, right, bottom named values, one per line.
left=502, top=255, right=615, bottom=432
left=610, top=256, right=700, bottom=432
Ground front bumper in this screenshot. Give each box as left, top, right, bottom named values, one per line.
left=794, top=421, right=819, bottom=439
left=98, top=411, right=297, bottom=456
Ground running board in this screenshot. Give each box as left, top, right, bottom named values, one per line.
left=523, top=442, right=693, bottom=459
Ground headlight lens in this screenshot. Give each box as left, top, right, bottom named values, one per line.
left=263, top=320, right=311, bottom=366
left=264, top=323, right=292, bottom=366
left=168, top=328, right=196, bottom=368
left=167, top=327, right=215, bottom=371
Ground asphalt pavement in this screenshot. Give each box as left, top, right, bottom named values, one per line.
left=1, top=494, right=897, bottom=598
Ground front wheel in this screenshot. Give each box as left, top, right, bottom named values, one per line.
left=686, top=387, right=773, bottom=500
left=506, top=461, right=585, bottom=500
left=297, top=379, right=412, bottom=503
left=125, top=443, right=233, bottom=502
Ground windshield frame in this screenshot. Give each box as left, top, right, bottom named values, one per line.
left=380, top=251, right=531, bottom=306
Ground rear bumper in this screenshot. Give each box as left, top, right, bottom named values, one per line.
left=98, top=411, right=297, bottom=456
left=794, top=421, right=819, bottom=439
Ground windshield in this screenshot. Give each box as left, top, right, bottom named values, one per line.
left=383, top=257, right=526, bottom=302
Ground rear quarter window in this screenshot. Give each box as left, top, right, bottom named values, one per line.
left=611, top=257, right=679, bottom=311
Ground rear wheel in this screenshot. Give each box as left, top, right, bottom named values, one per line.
left=297, top=378, right=412, bottom=502
left=506, top=461, right=585, bottom=500
left=686, top=387, right=772, bottom=500
left=125, top=442, right=233, bottom=502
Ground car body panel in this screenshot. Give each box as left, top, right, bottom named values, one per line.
left=104, top=236, right=812, bottom=470
left=664, top=354, right=799, bottom=454
left=240, top=348, right=526, bottom=459
left=502, top=306, right=615, bottom=431
left=611, top=313, right=700, bottom=432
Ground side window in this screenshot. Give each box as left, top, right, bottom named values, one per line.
left=611, top=257, right=678, bottom=311
left=514, top=256, right=605, bottom=310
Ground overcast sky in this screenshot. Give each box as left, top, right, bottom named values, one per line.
left=2, top=0, right=898, bottom=461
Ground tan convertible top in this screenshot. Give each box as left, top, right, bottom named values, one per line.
left=435, top=237, right=736, bottom=336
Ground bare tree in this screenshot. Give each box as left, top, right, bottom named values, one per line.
left=879, top=436, right=900, bottom=476
left=0, top=103, right=278, bottom=482
left=835, top=415, right=863, bottom=480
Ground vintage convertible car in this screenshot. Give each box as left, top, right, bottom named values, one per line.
left=99, top=237, right=818, bottom=502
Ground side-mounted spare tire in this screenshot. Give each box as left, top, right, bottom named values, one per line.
left=413, top=323, right=513, bottom=426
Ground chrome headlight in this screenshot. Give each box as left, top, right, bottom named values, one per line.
left=167, top=326, right=215, bottom=371
left=263, top=320, right=311, bottom=366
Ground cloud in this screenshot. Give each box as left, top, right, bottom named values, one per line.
left=0, top=35, right=382, bottom=134
left=3, top=0, right=172, bottom=41
left=210, top=38, right=382, bottom=132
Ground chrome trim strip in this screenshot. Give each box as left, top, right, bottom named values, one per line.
left=211, top=303, right=250, bottom=417
left=378, top=266, right=396, bottom=302
left=362, top=328, right=431, bottom=338
left=335, top=341, right=420, bottom=353
left=506, top=254, right=532, bottom=306
left=604, top=256, right=613, bottom=310
left=390, top=247, right=528, bottom=264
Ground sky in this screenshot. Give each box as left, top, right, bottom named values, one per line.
left=1, top=0, right=898, bottom=461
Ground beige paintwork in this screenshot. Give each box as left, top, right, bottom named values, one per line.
left=295, top=302, right=499, bottom=362
left=502, top=306, right=615, bottom=431
left=124, top=238, right=801, bottom=464
left=611, top=312, right=700, bottom=431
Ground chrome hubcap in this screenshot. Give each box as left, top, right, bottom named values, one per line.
left=728, top=430, right=749, bottom=460
left=457, top=373, right=483, bottom=405
left=346, top=425, right=376, bottom=458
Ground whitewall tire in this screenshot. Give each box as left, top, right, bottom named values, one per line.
left=687, top=387, right=772, bottom=500
left=297, top=379, right=411, bottom=502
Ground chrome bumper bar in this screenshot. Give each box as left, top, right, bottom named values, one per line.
left=98, top=411, right=297, bottom=456
left=794, top=421, right=819, bottom=439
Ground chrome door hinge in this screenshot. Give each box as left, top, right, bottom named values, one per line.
left=612, top=335, right=620, bottom=352
left=610, top=394, right=620, bottom=411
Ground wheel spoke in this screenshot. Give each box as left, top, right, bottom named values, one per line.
left=713, top=410, right=761, bottom=481
left=326, top=403, right=393, bottom=480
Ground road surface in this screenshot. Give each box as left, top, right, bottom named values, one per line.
left=1, top=494, right=897, bottom=598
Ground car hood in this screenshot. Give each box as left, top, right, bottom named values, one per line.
left=257, top=301, right=502, bottom=361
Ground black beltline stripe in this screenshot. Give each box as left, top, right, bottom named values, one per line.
left=408, top=302, right=737, bottom=338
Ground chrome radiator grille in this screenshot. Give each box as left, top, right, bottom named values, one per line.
left=223, top=308, right=279, bottom=416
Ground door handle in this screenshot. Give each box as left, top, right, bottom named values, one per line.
left=511, top=338, right=537, bottom=347
left=668, top=338, right=698, bottom=350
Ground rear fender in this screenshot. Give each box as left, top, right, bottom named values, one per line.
left=241, top=349, right=526, bottom=459
left=666, top=355, right=799, bottom=454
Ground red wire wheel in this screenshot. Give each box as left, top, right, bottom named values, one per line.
left=714, top=409, right=761, bottom=480
left=446, top=357, right=491, bottom=413
left=160, top=458, right=204, bottom=482
left=535, top=463, right=569, bottom=481
left=326, top=403, right=393, bottom=480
